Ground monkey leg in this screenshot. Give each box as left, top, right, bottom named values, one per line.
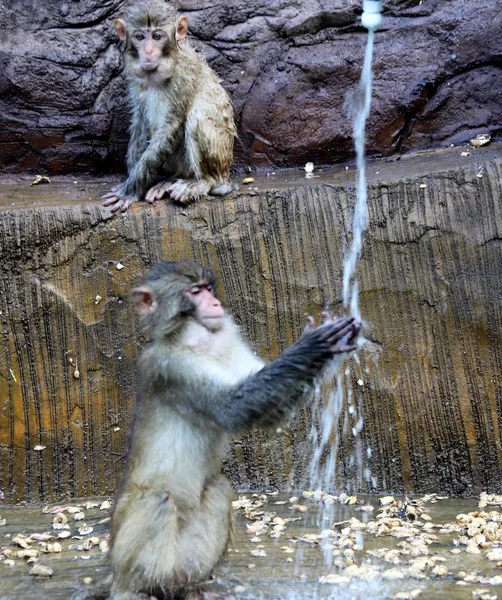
left=110, top=489, right=181, bottom=598
left=176, top=100, right=235, bottom=205
left=176, top=474, right=233, bottom=582
left=110, top=479, right=231, bottom=600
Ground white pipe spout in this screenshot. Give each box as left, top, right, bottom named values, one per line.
left=361, top=0, right=382, bottom=30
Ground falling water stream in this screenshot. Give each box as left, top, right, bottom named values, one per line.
left=343, top=27, right=375, bottom=321
left=307, top=5, right=381, bottom=570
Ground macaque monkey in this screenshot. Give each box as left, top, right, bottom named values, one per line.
left=103, top=1, right=236, bottom=212
left=109, top=260, right=360, bottom=599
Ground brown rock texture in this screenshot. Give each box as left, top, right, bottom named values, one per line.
left=0, top=146, right=500, bottom=502
left=0, top=0, right=500, bottom=174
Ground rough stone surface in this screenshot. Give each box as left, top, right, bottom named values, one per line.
left=0, top=0, right=500, bottom=174
left=0, top=146, right=500, bottom=502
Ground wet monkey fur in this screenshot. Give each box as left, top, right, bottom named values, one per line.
left=103, top=1, right=236, bottom=212
left=101, top=260, right=360, bottom=600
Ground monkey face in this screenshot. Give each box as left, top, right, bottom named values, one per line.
left=114, top=14, right=189, bottom=83
left=132, top=261, right=222, bottom=338
left=185, top=283, right=225, bottom=332
left=131, top=29, right=167, bottom=72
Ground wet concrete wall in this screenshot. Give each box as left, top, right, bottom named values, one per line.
left=0, top=148, right=500, bottom=502
left=0, top=0, right=500, bottom=174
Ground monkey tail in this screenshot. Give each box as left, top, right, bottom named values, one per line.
left=209, top=181, right=239, bottom=197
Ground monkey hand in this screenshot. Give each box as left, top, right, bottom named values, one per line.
left=303, top=312, right=360, bottom=354
left=102, top=184, right=139, bottom=213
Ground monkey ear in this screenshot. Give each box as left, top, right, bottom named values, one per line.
left=114, top=18, right=127, bottom=41
left=176, top=16, right=188, bottom=42
left=131, top=286, right=158, bottom=316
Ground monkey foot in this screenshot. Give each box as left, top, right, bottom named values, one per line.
left=145, top=180, right=175, bottom=203
left=166, top=179, right=212, bottom=205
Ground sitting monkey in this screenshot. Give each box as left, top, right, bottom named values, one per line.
left=104, top=260, right=360, bottom=600
left=103, top=1, right=236, bottom=212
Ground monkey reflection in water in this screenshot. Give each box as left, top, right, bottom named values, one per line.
left=102, top=260, right=360, bottom=600
left=103, top=0, right=236, bottom=213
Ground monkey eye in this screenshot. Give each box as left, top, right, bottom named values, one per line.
left=206, top=285, right=213, bottom=293
left=189, top=285, right=201, bottom=295
left=152, top=30, right=164, bottom=41
left=134, top=32, right=145, bottom=41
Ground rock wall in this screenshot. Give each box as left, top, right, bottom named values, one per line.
left=0, top=0, right=500, bottom=174
left=0, top=150, right=500, bottom=502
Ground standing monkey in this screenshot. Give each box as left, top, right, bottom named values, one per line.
left=106, top=260, right=360, bottom=600
left=103, top=1, right=236, bottom=212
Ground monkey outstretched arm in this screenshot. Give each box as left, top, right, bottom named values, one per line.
left=216, top=317, right=358, bottom=429
left=152, top=316, right=359, bottom=432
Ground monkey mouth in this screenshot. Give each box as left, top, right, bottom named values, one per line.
left=141, top=62, right=159, bottom=72
left=202, top=316, right=224, bottom=330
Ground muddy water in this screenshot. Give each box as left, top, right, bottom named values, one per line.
left=1, top=493, right=501, bottom=599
